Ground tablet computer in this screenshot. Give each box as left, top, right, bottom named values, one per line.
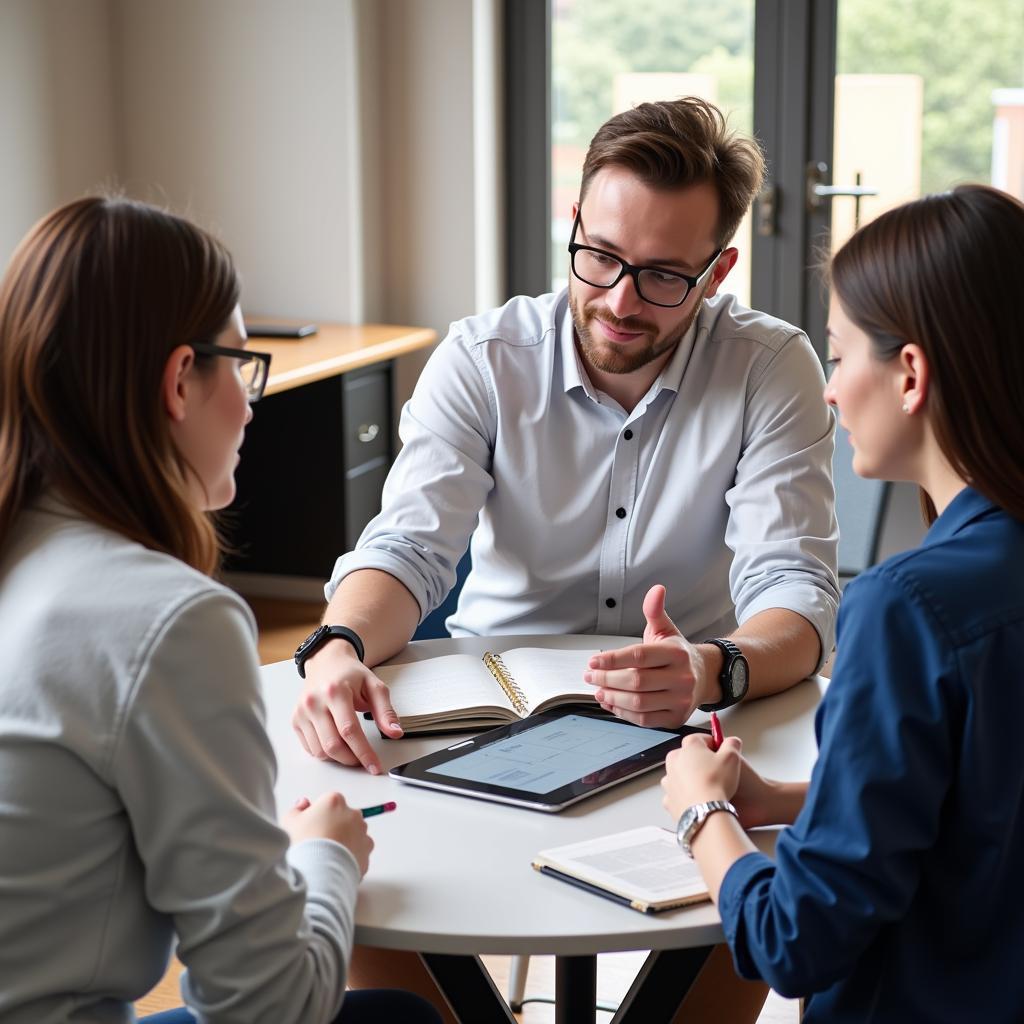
left=389, top=708, right=702, bottom=812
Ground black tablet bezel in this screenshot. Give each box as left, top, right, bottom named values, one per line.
left=389, top=707, right=704, bottom=812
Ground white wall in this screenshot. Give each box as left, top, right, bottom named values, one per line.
left=114, top=0, right=362, bottom=322
left=1, top=0, right=490, bottom=336
left=369, top=1, right=478, bottom=323
left=356, top=0, right=482, bottom=412
left=0, top=0, right=118, bottom=263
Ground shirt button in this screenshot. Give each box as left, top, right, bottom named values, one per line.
left=615, top=507, right=627, bottom=519
left=605, top=598, right=617, bottom=608
left=623, top=429, right=633, bottom=440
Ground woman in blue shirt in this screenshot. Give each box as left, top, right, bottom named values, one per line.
left=661, top=183, right=1024, bottom=1022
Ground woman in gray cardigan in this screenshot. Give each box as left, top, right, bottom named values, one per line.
left=0, top=197, right=439, bottom=1024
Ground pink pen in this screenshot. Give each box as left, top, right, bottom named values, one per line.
left=361, top=801, right=397, bottom=819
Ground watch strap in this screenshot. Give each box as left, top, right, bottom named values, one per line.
left=698, top=637, right=747, bottom=712
left=295, top=625, right=365, bottom=678
left=676, top=799, right=738, bottom=857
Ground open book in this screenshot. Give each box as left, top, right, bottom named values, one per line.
left=532, top=825, right=710, bottom=914
left=374, top=647, right=599, bottom=733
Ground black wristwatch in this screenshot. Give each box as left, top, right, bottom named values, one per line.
left=294, top=625, right=365, bottom=678
left=698, top=638, right=749, bottom=712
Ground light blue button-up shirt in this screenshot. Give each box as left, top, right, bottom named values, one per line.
left=328, top=289, right=839, bottom=662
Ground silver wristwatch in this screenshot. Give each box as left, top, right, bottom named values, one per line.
left=676, top=800, right=738, bottom=858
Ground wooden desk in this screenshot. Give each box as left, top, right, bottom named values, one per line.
left=263, top=635, right=825, bottom=1023
left=251, top=321, right=437, bottom=397
left=226, top=322, right=437, bottom=582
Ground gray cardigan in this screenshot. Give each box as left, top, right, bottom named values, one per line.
left=0, top=498, right=358, bottom=1023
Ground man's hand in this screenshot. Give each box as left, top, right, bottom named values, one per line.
left=583, top=584, right=713, bottom=727
left=291, top=639, right=403, bottom=774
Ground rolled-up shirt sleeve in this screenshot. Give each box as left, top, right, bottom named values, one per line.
left=325, top=331, right=497, bottom=620
left=724, top=332, right=839, bottom=668
left=716, top=572, right=956, bottom=998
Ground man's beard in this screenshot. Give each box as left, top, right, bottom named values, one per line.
left=568, top=284, right=703, bottom=376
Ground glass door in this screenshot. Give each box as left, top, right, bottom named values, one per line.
left=512, top=0, right=1024, bottom=350
left=828, top=0, right=1024, bottom=255
left=550, top=0, right=756, bottom=305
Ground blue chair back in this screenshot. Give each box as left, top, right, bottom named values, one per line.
left=833, top=425, right=891, bottom=580
left=413, top=550, right=473, bottom=640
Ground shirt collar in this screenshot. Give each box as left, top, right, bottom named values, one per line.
left=558, top=290, right=600, bottom=401
left=924, top=485, right=1000, bottom=545
left=557, top=287, right=701, bottom=405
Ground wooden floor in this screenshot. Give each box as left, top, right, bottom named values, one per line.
left=135, top=597, right=799, bottom=1022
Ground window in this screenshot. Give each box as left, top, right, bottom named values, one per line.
left=550, top=0, right=756, bottom=304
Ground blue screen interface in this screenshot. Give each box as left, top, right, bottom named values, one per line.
left=426, top=714, right=678, bottom=794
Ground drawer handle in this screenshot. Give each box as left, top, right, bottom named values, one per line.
left=357, top=423, right=380, bottom=443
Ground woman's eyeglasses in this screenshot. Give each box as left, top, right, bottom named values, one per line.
left=189, top=342, right=272, bottom=402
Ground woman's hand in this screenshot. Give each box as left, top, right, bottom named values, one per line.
left=661, top=733, right=743, bottom=821
left=732, top=763, right=809, bottom=828
left=662, top=734, right=808, bottom=829
left=284, top=792, right=374, bottom=877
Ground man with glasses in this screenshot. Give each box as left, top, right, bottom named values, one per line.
left=293, top=97, right=839, bottom=779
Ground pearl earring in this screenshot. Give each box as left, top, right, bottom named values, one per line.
left=902, top=403, right=910, bottom=413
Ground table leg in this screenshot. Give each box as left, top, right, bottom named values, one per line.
left=421, top=946, right=711, bottom=1024
left=420, top=952, right=517, bottom=1023
left=555, top=955, right=598, bottom=1024
left=609, top=946, right=713, bottom=1024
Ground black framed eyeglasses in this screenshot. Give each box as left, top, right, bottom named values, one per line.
left=567, top=209, right=722, bottom=308
left=189, top=342, right=272, bottom=402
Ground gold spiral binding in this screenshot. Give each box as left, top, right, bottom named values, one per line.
left=482, top=651, right=529, bottom=716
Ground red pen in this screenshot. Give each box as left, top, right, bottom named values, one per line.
left=709, top=712, right=724, bottom=751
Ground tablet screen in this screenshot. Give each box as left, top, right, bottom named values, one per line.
left=390, top=707, right=699, bottom=812
left=426, top=713, right=677, bottom=795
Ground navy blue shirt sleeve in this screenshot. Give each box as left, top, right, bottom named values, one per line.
left=717, top=566, right=962, bottom=997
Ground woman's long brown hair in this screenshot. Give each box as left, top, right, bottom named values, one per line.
left=830, top=184, right=1024, bottom=524
left=0, top=196, right=239, bottom=574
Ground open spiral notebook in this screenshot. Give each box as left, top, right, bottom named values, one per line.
left=373, top=647, right=599, bottom=734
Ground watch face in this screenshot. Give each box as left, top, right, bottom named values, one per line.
left=729, top=657, right=750, bottom=700
left=297, top=625, right=325, bottom=656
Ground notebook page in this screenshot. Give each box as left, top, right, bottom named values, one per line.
left=497, top=648, right=597, bottom=712
left=375, top=654, right=511, bottom=716
left=538, top=826, right=706, bottom=903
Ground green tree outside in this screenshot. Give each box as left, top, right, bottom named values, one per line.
left=839, top=0, right=1024, bottom=192
left=554, top=0, right=1024, bottom=194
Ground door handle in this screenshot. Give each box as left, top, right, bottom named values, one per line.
left=806, top=161, right=879, bottom=210
left=357, top=423, right=380, bottom=443
left=755, top=184, right=778, bottom=236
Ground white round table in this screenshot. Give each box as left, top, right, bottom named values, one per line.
left=262, top=635, right=825, bottom=1022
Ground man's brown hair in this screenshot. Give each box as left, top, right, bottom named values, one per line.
left=580, top=97, right=765, bottom=247
left=0, top=196, right=240, bottom=573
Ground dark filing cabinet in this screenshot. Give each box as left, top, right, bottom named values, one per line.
left=224, top=362, right=392, bottom=580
